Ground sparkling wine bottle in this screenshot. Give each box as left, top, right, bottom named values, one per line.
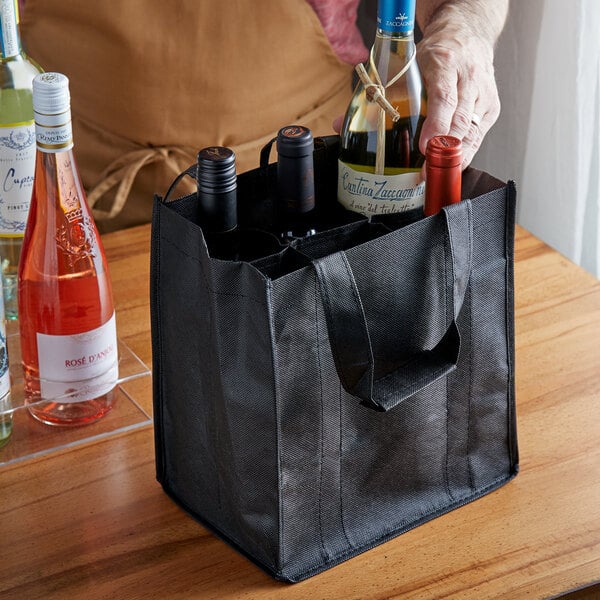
left=338, top=0, right=426, bottom=217
left=0, top=0, right=43, bottom=319
left=18, top=73, right=118, bottom=426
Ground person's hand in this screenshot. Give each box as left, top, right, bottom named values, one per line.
left=335, top=1, right=507, bottom=171
left=417, top=13, right=502, bottom=170
left=334, top=35, right=501, bottom=171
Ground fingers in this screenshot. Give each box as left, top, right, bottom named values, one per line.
left=460, top=99, right=500, bottom=168
left=418, top=45, right=459, bottom=155
left=460, top=74, right=500, bottom=167
left=332, top=115, right=343, bottom=133
left=460, top=117, right=486, bottom=168
left=418, top=77, right=457, bottom=155
left=448, top=69, right=478, bottom=140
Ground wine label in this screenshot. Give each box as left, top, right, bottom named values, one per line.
left=36, top=313, right=119, bottom=403
left=34, top=109, right=74, bottom=153
left=377, top=0, right=416, bottom=34
left=0, top=122, right=35, bottom=236
left=338, top=160, right=425, bottom=216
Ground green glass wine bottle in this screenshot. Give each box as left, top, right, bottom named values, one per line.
left=0, top=0, right=43, bottom=319
left=338, top=0, right=426, bottom=217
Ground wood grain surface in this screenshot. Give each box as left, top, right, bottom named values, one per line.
left=0, top=224, right=598, bottom=600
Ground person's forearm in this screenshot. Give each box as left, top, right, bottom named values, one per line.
left=417, top=0, right=508, bottom=47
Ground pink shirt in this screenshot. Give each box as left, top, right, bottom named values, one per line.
left=306, top=0, right=369, bottom=65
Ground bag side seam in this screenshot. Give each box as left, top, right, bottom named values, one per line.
left=338, top=382, right=354, bottom=550
left=315, top=272, right=331, bottom=562
left=443, top=219, right=455, bottom=502
left=466, top=283, right=475, bottom=491
left=504, top=182, right=519, bottom=470
left=265, top=280, right=286, bottom=573
left=150, top=202, right=166, bottom=483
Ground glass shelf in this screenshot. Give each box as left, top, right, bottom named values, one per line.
left=0, top=323, right=152, bottom=467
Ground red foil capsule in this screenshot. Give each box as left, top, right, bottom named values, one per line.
left=424, top=135, right=463, bottom=217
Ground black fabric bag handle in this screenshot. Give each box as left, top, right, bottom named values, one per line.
left=312, top=201, right=473, bottom=412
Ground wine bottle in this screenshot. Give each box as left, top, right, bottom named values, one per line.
left=0, top=0, right=43, bottom=319
left=338, top=0, right=426, bottom=217
left=18, top=73, right=118, bottom=426
left=197, top=146, right=281, bottom=261
left=276, top=125, right=317, bottom=240
left=0, top=280, right=11, bottom=448
left=196, top=145, right=239, bottom=261
left=424, top=135, right=462, bottom=217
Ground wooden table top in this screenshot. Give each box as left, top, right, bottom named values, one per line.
left=1, top=223, right=599, bottom=600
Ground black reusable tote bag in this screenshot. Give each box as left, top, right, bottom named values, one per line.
left=150, top=139, right=518, bottom=582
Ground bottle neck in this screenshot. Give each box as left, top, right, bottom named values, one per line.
left=34, top=106, right=74, bottom=154
left=196, top=146, right=238, bottom=233
left=376, top=0, right=416, bottom=38
left=372, top=29, right=415, bottom=58
left=0, top=0, right=22, bottom=59
left=371, top=0, right=417, bottom=83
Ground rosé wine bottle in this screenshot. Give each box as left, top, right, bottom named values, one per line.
left=18, top=73, right=118, bottom=426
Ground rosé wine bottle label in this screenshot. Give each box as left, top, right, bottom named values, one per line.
left=36, top=312, right=118, bottom=403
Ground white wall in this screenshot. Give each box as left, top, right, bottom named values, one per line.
left=473, top=0, right=600, bottom=278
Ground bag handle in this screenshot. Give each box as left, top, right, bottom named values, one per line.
left=312, top=201, right=472, bottom=412
left=163, top=164, right=196, bottom=202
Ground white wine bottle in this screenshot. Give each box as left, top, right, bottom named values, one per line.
left=338, top=0, right=426, bottom=217
left=0, top=0, right=43, bottom=319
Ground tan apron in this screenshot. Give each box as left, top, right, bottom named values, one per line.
left=21, top=0, right=353, bottom=232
